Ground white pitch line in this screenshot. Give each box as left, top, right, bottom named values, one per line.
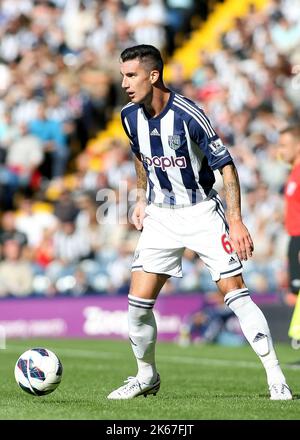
left=159, top=354, right=261, bottom=369
left=3, top=344, right=300, bottom=371
left=2, top=346, right=122, bottom=360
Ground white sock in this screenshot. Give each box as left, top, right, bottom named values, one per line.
left=128, top=294, right=157, bottom=384
left=224, top=288, right=286, bottom=387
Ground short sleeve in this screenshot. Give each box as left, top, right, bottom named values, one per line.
left=121, top=111, right=140, bottom=157
left=188, top=110, right=233, bottom=170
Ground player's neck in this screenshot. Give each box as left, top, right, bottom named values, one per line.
left=143, top=86, right=170, bottom=118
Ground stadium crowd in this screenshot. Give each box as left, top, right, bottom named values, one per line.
left=0, top=0, right=299, bottom=298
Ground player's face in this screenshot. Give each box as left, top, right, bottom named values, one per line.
left=278, top=132, right=298, bottom=165
left=120, top=59, right=154, bottom=104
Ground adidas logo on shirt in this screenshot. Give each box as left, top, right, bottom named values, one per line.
left=150, top=128, right=160, bottom=136
left=228, top=256, right=236, bottom=265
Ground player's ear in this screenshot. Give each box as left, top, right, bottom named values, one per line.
left=150, top=70, right=160, bottom=84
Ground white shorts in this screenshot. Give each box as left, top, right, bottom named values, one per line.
left=132, top=195, right=243, bottom=282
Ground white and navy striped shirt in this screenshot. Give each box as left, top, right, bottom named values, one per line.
left=121, top=91, right=233, bottom=206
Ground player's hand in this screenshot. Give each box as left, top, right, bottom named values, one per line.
left=228, top=220, right=254, bottom=261
left=132, top=201, right=147, bottom=230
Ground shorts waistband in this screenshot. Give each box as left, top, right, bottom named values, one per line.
left=149, top=190, right=217, bottom=209
left=151, top=202, right=199, bottom=209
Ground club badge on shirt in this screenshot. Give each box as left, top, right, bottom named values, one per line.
left=168, top=135, right=181, bottom=150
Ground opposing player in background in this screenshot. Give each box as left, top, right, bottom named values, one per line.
left=107, top=45, right=292, bottom=400
left=278, top=127, right=300, bottom=348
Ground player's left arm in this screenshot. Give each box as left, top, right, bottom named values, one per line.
left=220, top=162, right=254, bottom=261
left=132, top=155, right=148, bottom=231
left=187, top=108, right=253, bottom=260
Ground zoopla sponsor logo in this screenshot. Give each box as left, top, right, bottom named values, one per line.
left=140, top=153, right=187, bottom=171
left=83, top=306, right=182, bottom=337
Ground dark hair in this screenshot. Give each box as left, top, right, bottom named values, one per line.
left=120, top=45, right=164, bottom=77
left=280, top=125, right=300, bottom=139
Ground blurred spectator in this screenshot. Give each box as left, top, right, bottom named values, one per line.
left=61, top=0, right=97, bottom=51
left=270, top=16, right=300, bottom=55
left=54, top=189, right=79, bottom=223
left=11, top=87, right=40, bottom=126
left=0, top=210, right=28, bottom=249
left=0, top=111, right=19, bottom=163
left=15, top=197, right=57, bottom=248
left=103, top=140, right=135, bottom=190
left=178, top=292, right=245, bottom=346
left=165, top=0, right=196, bottom=54
left=6, top=123, right=44, bottom=188
left=73, top=152, right=105, bottom=192
left=100, top=0, right=126, bottom=41
left=0, top=239, right=33, bottom=297
left=167, top=61, right=186, bottom=94
left=66, top=83, right=93, bottom=151
left=34, top=227, right=55, bottom=269
left=53, top=219, right=92, bottom=263
left=126, top=0, right=167, bottom=51
left=74, top=191, right=103, bottom=253
left=166, top=0, right=195, bottom=34
left=29, top=103, right=69, bottom=179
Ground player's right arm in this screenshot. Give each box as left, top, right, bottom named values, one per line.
left=132, top=155, right=147, bottom=231
left=120, top=106, right=147, bottom=230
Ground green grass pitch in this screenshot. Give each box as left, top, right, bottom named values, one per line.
left=1, top=338, right=300, bottom=420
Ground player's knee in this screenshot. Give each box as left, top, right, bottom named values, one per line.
left=217, top=274, right=246, bottom=296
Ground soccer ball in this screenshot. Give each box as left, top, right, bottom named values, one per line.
left=14, top=348, right=63, bottom=396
